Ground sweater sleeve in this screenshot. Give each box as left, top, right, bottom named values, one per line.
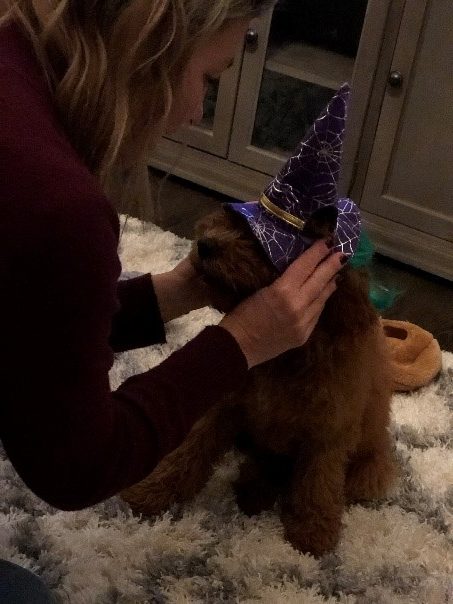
left=0, top=35, right=248, bottom=511
left=110, top=274, right=167, bottom=352
left=0, top=194, right=248, bottom=511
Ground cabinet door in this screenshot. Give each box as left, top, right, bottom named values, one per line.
left=164, top=45, right=244, bottom=158
left=228, top=0, right=370, bottom=177
left=360, top=0, right=453, bottom=242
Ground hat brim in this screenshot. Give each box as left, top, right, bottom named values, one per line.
left=226, top=199, right=361, bottom=272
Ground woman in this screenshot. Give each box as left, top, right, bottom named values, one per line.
left=0, top=0, right=344, bottom=599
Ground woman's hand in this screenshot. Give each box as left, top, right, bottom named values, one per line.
left=152, top=256, right=236, bottom=323
left=220, top=240, right=344, bottom=368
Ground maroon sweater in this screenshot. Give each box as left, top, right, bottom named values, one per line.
left=0, top=23, right=248, bottom=510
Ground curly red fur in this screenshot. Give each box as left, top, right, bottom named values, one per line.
left=122, top=208, right=398, bottom=556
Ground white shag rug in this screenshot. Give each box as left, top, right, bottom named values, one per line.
left=1, top=217, right=452, bottom=604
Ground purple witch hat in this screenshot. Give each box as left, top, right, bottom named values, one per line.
left=227, top=83, right=361, bottom=272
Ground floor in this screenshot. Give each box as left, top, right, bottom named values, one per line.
left=127, top=168, right=453, bottom=353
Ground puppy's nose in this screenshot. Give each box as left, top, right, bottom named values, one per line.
left=197, top=238, right=219, bottom=259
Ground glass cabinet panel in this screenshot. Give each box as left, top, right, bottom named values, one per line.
left=201, top=79, right=220, bottom=130
left=251, top=0, right=368, bottom=156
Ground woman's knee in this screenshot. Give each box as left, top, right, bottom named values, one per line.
left=0, top=560, right=54, bottom=604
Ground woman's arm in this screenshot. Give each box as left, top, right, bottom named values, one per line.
left=0, top=197, right=248, bottom=511
left=110, top=273, right=167, bottom=352
left=0, top=58, right=248, bottom=511
left=110, top=258, right=235, bottom=353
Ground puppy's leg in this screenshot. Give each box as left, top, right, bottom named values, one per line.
left=345, top=390, right=397, bottom=503
left=122, top=400, right=242, bottom=515
left=281, top=448, right=347, bottom=557
left=345, top=336, right=398, bottom=503
left=345, top=416, right=398, bottom=503
left=234, top=456, right=282, bottom=516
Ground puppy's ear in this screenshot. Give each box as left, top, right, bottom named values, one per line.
left=193, top=219, right=207, bottom=239
left=193, top=214, right=215, bottom=239
left=303, top=207, right=338, bottom=239
left=194, top=208, right=229, bottom=239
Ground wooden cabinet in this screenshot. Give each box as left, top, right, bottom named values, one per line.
left=150, top=0, right=453, bottom=280
left=357, top=0, right=453, bottom=279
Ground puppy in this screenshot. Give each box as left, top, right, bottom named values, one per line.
left=122, top=207, right=397, bottom=557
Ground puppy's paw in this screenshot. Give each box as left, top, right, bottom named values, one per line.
left=281, top=507, right=343, bottom=557
left=121, top=491, right=176, bottom=516
left=345, top=453, right=398, bottom=503
left=121, top=461, right=202, bottom=516
left=234, top=478, right=279, bottom=517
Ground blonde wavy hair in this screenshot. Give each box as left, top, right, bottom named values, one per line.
left=0, top=0, right=273, bottom=205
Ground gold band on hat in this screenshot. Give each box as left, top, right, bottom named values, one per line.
left=259, top=193, right=306, bottom=231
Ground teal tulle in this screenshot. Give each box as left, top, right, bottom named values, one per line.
left=349, top=229, right=374, bottom=269
left=350, top=230, right=402, bottom=312
left=369, top=284, right=401, bottom=312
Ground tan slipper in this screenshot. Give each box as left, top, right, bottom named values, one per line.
left=381, top=319, right=442, bottom=392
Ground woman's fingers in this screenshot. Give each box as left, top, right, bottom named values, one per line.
left=280, top=239, right=334, bottom=285
left=300, top=253, right=345, bottom=305
left=219, top=243, right=344, bottom=368
left=273, top=246, right=344, bottom=313
left=297, top=277, right=336, bottom=326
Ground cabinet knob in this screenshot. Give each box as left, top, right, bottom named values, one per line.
left=245, top=28, right=259, bottom=51
left=388, top=70, right=404, bottom=88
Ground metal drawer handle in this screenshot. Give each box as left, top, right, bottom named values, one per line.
left=388, top=70, right=404, bottom=88
left=245, top=28, right=259, bottom=51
